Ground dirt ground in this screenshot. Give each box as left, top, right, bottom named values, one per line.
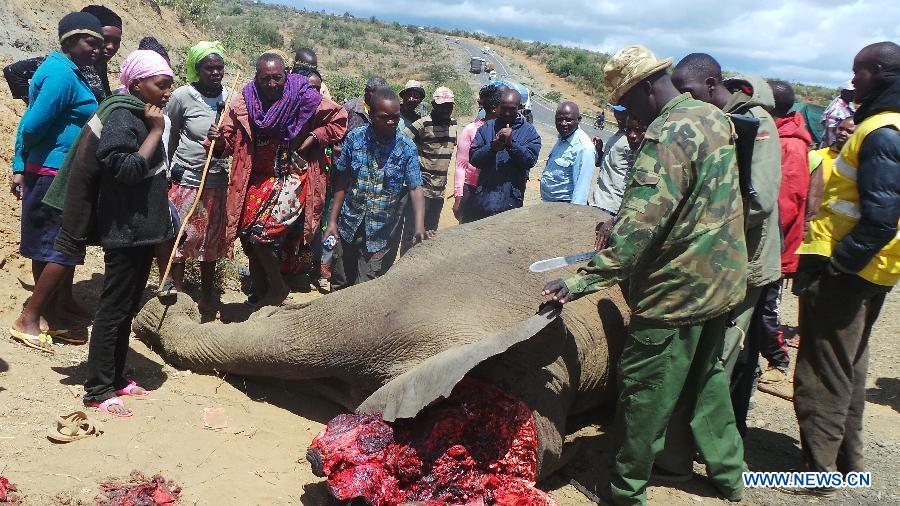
left=1, top=3, right=898, bottom=506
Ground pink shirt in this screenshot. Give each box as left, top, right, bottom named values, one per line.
left=454, top=119, right=484, bottom=197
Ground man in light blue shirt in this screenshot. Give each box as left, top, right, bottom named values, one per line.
left=540, top=101, right=595, bottom=204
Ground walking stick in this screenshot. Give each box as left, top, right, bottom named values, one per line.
left=158, top=71, right=241, bottom=297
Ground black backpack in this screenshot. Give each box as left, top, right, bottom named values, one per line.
left=727, top=113, right=760, bottom=201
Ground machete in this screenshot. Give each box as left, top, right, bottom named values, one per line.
left=528, top=250, right=596, bottom=273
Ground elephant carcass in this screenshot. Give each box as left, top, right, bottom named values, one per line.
left=134, top=202, right=628, bottom=498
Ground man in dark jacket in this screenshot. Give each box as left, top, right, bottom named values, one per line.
left=789, top=41, right=899, bottom=498
left=468, top=88, right=541, bottom=220
left=342, top=76, right=390, bottom=134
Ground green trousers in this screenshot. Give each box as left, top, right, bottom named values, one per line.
left=655, top=287, right=760, bottom=475
left=609, top=314, right=745, bottom=505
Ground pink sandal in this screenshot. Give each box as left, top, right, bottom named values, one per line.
left=86, top=397, right=133, bottom=418
left=115, top=380, right=150, bottom=398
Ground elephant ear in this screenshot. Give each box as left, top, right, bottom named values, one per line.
left=357, top=306, right=561, bottom=422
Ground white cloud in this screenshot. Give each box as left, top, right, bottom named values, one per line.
left=282, top=0, right=900, bottom=86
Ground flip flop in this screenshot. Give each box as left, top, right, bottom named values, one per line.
left=47, top=411, right=103, bottom=443
left=9, top=327, right=54, bottom=354
left=115, top=380, right=150, bottom=398
left=85, top=397, right=133, bottom=418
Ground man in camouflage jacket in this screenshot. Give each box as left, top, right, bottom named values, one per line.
left=543, top=45, right=748, bottom=505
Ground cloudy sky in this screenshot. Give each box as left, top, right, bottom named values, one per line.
left=276, top=0, right=899, bottom=87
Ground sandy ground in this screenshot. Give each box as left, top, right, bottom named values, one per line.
left=1, top=3, right=897, bottom=505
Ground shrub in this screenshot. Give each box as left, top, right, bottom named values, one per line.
left=426, top=62, right=458, bottom=84
left=545, top=91, right=562, bottom=103
left=159, top=0, right=215, bottom=26
left=326, top=75, right=368, bottom=104
left=246, top=18, right=284, bottom=49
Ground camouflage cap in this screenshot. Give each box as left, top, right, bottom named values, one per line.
left=603, top=45, right=672, bottom=104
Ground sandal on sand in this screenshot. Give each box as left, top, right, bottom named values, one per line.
left=9, top=328, right=54, bottom=354
left=115, top=380, right=150, bottom=398
left=85, top=397, right=133, bottom=418
left=48, top=411, right=103, bottom=443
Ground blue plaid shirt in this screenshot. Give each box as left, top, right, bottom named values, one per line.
left=336, top=125, right=422, bottom=252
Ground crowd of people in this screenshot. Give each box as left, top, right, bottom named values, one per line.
left=543, top=43, right=898, bottom=504
left=3, top=6, right=898, bottom=504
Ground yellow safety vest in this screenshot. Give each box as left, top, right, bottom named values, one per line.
left=798, top=111, right=900, bottom=286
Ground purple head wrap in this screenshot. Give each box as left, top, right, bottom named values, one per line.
left=243, top=73, right=322, bottom=141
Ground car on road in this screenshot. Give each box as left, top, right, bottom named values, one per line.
left=470, top=57, right=486, bottom=74
left=482, top=46, right=490, bottom=54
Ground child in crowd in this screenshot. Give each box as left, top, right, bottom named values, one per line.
left=82, top=50, right=175, bottom=417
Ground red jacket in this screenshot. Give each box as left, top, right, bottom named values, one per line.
left=212, top=94, right=347, bottom=251
left=775, top=112, right=812, bottom=275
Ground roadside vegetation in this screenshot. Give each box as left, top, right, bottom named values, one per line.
left=161, top=0, right=833, bottom=108
left=160, top=0, right=475, bottom=114
left=433, top=28, right=837, bottom=106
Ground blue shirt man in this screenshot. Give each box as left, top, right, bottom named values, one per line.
left=540, top=101, right=595, bottom=204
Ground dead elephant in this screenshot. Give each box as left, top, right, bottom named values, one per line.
left=133, top=202, right=628, bottom=483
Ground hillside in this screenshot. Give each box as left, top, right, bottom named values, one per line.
left=161, top=0, right=475, bottom=112
left=432, top=27, right=839, bottom=106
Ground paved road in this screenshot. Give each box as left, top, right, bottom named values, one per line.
left=451, top=38, right=612, bottom=144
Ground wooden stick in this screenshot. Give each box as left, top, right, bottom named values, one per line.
left=158, top=71, right=242, bottom=295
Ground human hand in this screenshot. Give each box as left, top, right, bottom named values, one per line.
left=453, top=196, right=463, bottom=222
left=299, top=134, right=317, bottom=153
left=594, top=219, right=614, bottom=251
left=411, top=228, right=434, bottom=245
left=592, top=136, right=604, bottom=153
left=144, top=104, right=165, bottom=132
left=207, top=125, right=222, bottom=142
left=10, top=173, right=24, bottom=200
left=323, top=223, right=339, bottom=246
left=542, top=279, right=574, bottom=304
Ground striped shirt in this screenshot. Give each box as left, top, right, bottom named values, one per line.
left=404, top=116, right=458, bottom=199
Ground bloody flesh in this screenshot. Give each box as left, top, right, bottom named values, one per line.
left=97, top=470, right=181, bottom=506
left=308, top=379, right=559, bottom=505
left=0, top=476, right=18, bottom=503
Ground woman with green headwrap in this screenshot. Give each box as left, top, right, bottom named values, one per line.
left=164, top=41, right=230, bottom=319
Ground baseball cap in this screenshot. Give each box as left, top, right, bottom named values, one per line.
left=433, top=86, right=455, bottom=104
left=401, top=80, right=425, bottom=96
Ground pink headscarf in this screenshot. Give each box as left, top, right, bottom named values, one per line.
left=119, top=50, right=173, bottom=87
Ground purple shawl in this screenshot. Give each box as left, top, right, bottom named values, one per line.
left=243, top=73, right=322, bottom=141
